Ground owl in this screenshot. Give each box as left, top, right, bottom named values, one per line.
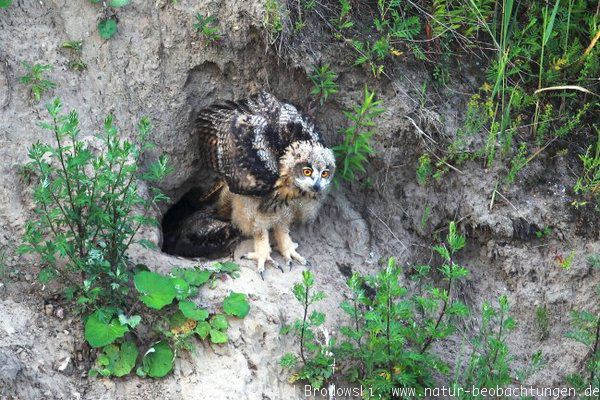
left=196, top=91, right=336, bottom=278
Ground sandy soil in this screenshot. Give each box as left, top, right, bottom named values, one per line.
left=0, top=1, right=598, bottom=399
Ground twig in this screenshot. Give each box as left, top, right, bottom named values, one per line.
left=405, top=115, right=438, bottom=145
left=367, top=207, right=408, bottom=251
left=534, top=85, right=597, bottom=96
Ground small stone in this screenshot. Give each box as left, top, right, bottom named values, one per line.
left=55, top=307, right=65, bottom=319
left=57, top=356, right=70, bottom=372
left=25, top=273, right=32, bottom=281
left=44, top=304, right=54, bottom=316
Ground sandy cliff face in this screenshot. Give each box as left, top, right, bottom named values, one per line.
left=0, top=1, right=598, bottom=399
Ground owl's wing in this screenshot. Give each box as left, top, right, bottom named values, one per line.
left=196, top=94, right=282, bottom=196
left=167, top=211, right=239, bottom=258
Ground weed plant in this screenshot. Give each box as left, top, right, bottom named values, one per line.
left=20, top=99, right=250, bottom=378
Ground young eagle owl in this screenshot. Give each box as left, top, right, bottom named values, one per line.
left=196, top=92, right=335, bottom=278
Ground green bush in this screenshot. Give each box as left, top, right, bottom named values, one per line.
left=335, top=222, right=469, bottom=398
left=280, top=223, right=539, bottom=398
left=19, top=99, right=250, bottom=378
left=280, top=270, right=334, bottom=389
left=334, top=87, right=384, bottom=183
left=308, top=64, right=339, bottom=105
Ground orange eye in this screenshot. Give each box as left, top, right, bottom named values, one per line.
left=321, top=170, right=330, bottom=178
left=302, top=167, right=313, bottom=176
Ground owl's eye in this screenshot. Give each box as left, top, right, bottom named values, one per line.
left=302, top=167, right=313, bottom=176
left=321, top=170, right=330, bottom=178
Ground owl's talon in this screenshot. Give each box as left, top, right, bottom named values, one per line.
left=259, top=270, right=265, bottom=280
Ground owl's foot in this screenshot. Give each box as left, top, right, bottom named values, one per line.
left=242, top=231, right=284, bottom=279
left=280, top=242, right=308, bottom=270
left=241, top=252, right=284, bottom=279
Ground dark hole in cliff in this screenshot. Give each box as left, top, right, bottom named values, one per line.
left=161, top=186, right=239, bottom=259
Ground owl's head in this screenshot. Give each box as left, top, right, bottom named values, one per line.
left=280, top=141, right=336, bottom=194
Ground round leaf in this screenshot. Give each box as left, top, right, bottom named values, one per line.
left=195, top=321, right=210, bottom=340
left=171, top=268, right=212, bottom=286
left=171, top=277, right=192, bottom=300
left=98, top=18, right=118, bottom=40
left=141, top=341, right=174, bottom=378
left=0, top=0, right=13, bottom=9
left=99, top=341, right=138, bottom=377
left=223, top=292, right=250, bottom=318
left=178, top=301, right=209, bottom=321
left=84, top=310, right=128, bottom=348
left=134, top=271, right=177, bottom=310
left=209, top=329, right=228, bottom=344
left=210, top=314, right=228, bottom=330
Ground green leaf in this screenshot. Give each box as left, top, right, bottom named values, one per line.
left=118, top=314, right=141, bottom=329
left=543, top=0, right=561, bottom=46
left=98, top=18, right=118, bottom=40
left=215, top=261, right=240, bottom=273
left=280, top=353, right=298, bottom=368
left=171, top=277, right=192, bottom=300
left=178, top=301, right=209, bottom=321
left=141, top=341, right=174, bottom=378
left=209, top=329, right=228, bottom=344
left=195, top=321, right=211, bottom=340
left=0, top=0, right=13, bottom=9
left=210, top=314, right=228, bottom=330
left=171, top=267, right=212, bottom=286
left=223, top=292, right=250, bottom=318
left=97, top=341, right=138, bottom=377
left=38, top=267, right=57, bottom=284
left=109, top=0, right=130, bottom=7
left=134, top=271, right=177, bottom=310
left=84, top=310, right=129, bottom=348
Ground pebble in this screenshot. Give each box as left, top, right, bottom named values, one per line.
left=44, top=304, right=54, bottom=316
left=55, top=307, right=65, bottom=319
left=57, top=357, right=70, bottom=372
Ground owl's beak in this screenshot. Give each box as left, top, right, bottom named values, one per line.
left=312, top=180, right=322, bottom=192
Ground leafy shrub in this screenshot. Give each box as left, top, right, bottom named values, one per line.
left=308, top=64, right=339, bottom=105
left=19, top=99, right=250, bottom=378
left=453, top=295, right=544, bottom=398
left=454, top=295, right=514, bottom=392
left=0, top=0, right=12, bottom=9
left=334, top=87, right=384, bottom=182
left=280, top=223, right=540, bottom=397
left=194, top=13, right=222, bottom=44
left=334, top=222, right=469, bottom=398
left=20, top=99, right=168, bottom=306
left=279, top=223, right=467, bottom=395
left=280, top=270, right=334, bottom=389
left=19, top=62, right=56, bottom=102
